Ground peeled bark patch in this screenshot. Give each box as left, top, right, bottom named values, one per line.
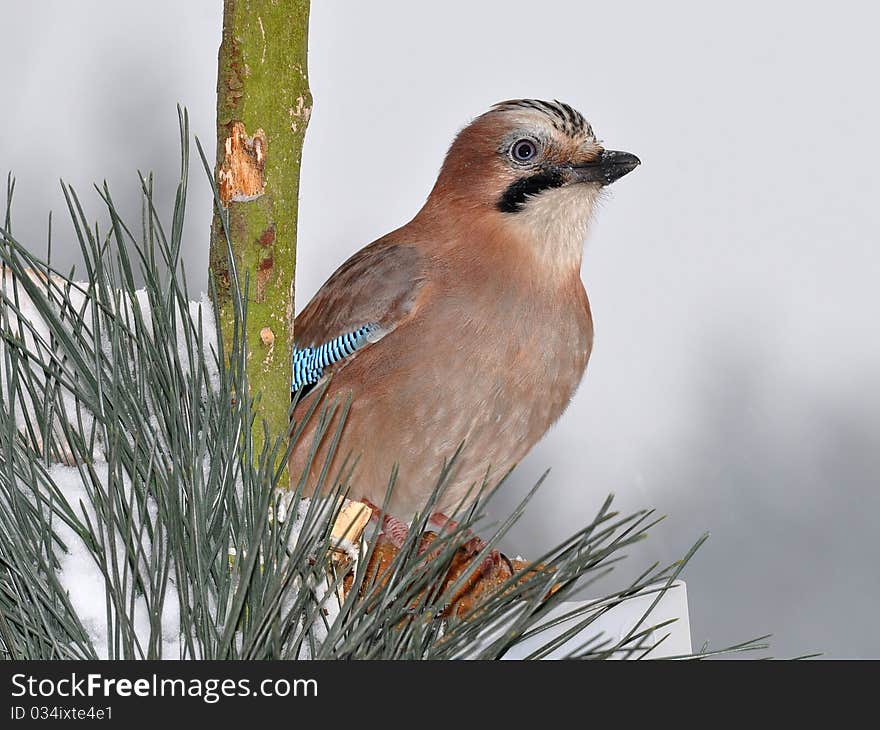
left=218, top=121, right=268, bottom=205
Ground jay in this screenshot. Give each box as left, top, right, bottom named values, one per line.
left=289, top=99, right=639, bottom=529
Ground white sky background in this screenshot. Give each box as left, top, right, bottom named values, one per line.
left=1, top=0, right=878, bottom=657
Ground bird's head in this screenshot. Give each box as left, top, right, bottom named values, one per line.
left=425, top=99, right=639, bottom=271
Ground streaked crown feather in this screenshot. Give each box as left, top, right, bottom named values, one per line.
left=490, top=99, right=595, bottom=140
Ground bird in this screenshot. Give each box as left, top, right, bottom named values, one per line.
left=289, top=99, right=639, bottom=530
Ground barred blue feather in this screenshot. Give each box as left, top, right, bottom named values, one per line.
left=291, top=323, right=379, bottom=394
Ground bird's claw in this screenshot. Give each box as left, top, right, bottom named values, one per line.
left=361, top=503, right=498, bottom=572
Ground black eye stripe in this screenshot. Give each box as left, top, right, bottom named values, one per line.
left=497, top=168, right=565, bottom=213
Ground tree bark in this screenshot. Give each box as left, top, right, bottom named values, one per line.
left=211, top=0, right=311, bottom=465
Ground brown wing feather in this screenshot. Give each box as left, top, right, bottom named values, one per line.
left=294, top=240, right=426, bottom=351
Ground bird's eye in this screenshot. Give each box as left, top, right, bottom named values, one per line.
left=510, top=138, right=538, bottom=163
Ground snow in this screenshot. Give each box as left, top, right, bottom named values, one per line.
left=1, top=271, right=342, bottom=659
left=0, top=272, right=96, bottom=461
left=37, top=424, right=327, bottom=661
left=1, top=273, right=230, bottom=658
left=47, top=461, right=183, bottom=659
left=40, top=455, right=326, bottom=659
left=273, top=490, right=343, bottom=657
left=0, top=271, right=220, bottom=462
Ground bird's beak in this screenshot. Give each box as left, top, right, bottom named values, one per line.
left=569, top=149, right=641, bottom=186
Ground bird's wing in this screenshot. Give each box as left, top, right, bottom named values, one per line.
left=292, top=241, right=427, bottom=394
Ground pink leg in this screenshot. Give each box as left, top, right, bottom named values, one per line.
left=428, top=512, right=502, bottom=576
left=361, top=499, right=410, bottom=549
left=360, top=503, right=505, bottom=576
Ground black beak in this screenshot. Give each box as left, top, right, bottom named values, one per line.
left=570, top=149, right=641, bottom=185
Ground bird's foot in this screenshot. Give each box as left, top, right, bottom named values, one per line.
left=427, top=512, right=502, bottom=576
left=359, top=502, right=501, bottom=575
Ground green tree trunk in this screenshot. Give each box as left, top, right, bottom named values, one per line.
left=211, top=0, right=311, bottom=468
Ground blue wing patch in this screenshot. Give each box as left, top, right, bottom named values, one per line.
left=291, top=323, right=380, bottom=394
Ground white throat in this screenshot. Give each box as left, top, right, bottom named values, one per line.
left=508, top=185, right=599, bottom=274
